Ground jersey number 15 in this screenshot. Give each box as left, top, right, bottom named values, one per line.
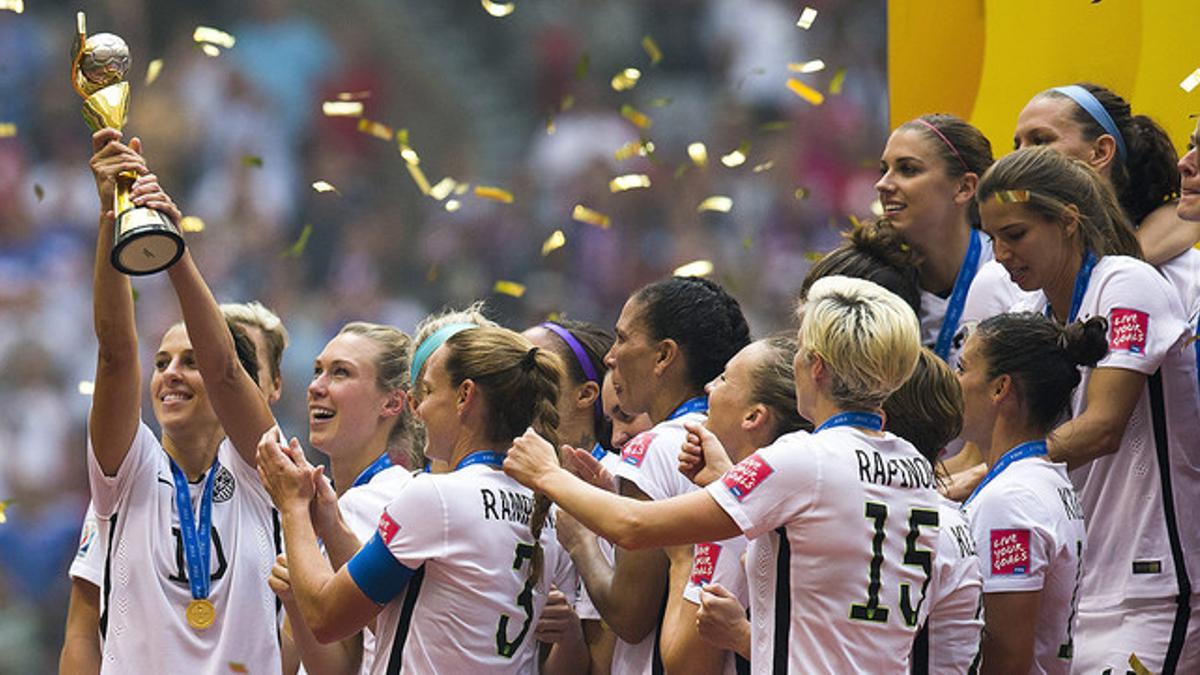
left=849, top=503, right=938, bottom=627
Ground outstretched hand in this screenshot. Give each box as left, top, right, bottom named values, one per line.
left=679, top=421, right=734, bottom=487
left=503, top=427, right=560, bottom=490
left=256, top=426, right=322, bottom=512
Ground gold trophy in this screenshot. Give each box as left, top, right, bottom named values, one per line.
left=72, top=12, right=184, bottom=275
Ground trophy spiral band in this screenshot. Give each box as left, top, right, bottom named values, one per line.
left=73, top=13, right=184, bottom=276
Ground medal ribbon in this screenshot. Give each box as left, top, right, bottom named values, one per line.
left=351, top=453, right=392, bottom=489
left=934, top=230, right=983, bottom=361
left=815, top=411, right=885, bottom=433
left=1046, top=250, right=1097, bottom=323
left=667, top=396, right=709, bottom=421
left=168, top=456, right=219, bottom=602
left=455, top=450, right=506, bottom=471
left=964, top=440, right=1048, bottom=506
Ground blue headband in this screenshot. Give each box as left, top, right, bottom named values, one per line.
left=410, top=323, right=476, bottom=387
left=1051, top=85, right=1127, bottom=162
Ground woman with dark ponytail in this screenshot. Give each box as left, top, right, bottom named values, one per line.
left=257, top=325, right=577, bottom=674
left=977, top=147, right=1200, bottom=673
left=957, top=312, right=1105, bottom=674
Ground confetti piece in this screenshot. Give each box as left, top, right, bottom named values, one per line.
left=804, top=250, right=824, bottom=262
left=545, top=115, right=556, bottom=135
left=796, top=7, right=818, bottom=29
left=427, top=264, right=439, bottom=282
left=829, top=68, right=847, bottom=95
left=541, top=229, right=566, bottom=256
left=1128, top=654, right=1150, bottom=675
left=620, top=104, right=652, bottom=129
left=642, top=36, right=663, bottom=65
left=494, top=280, right=526, bottom=297
left=794, top=187, right=810, bottom=201
left=786, top=78, right=825, bottom=106
left=430, top=177, right=458, bottom=201
left=673, top=260, right=714, bottom=277
left=673, top=163, right=690, bottom=179
left=398, top=143, right=420, bottom=166
left=474, top=185, right=514, bottom=203
left=572, top=204, right=611, bottom=228
left=33, top=183, right=44, bottom=201
left=870, top=199, right=884, bottom=217
left=200, top=44, right=222, bottom=58
left=609, top=174, right=651, bottom=192
left=0, top=1, right=24, bottom=13
left=0, top=500, right=8, bottom=524
left=481, top=0, right=516, bottom=17
left=454, top=182, right=470, bottom=196
left=720, top=141, right=750, bottom=168
left=445, top=199, right=461, bottom=212
left=312, top=180, right=339, bottom=194
left=336, top=90, right=371, bottom=101
left=145, top=59, right=164, bottom=85
left=649, top=97, right=673, bottom=108
left=1182, top=68, right=1200, bottom=93
left=752, top=161, right=774, bottom=173
left=180, top=216, right=205, bottom=233
left=242, top=155, right=262, bottom=168
left=611, top=68, right=642, bottom=92
left=759, top=120, right=790, bottom=132
left=356, top=119, right=393, bottom=141
left=688, top=142, right=709, bottom=168
left=78, top=381, right=95, bottom=396
left=848, top=214, right=863, bottom=229
left=788, top=59, right=826, bottom=74
left=283, top=224, right=313, bottom=258
left=405, top=163, right=431, bottom=195
left=614, top=140, right=655, bottom=161
left=229, top=663, right=248, bottom=674
left=575, top=53, right=590, bottom=80
left=697, top=196, right=733, bottom=213
left=194, top=26, right=236, bottom=48
left=323, top=101, right=364, bottom=117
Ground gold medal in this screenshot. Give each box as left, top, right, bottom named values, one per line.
left=186, top=598, right=215, bottom=630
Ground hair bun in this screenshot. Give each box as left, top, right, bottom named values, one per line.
left=1063, top=316, right=1109, bottom=367
left=848, top=220, right=922, bottom=269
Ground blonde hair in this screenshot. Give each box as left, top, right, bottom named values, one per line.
left=798, top=276, right=921, bottom=409
left=219, top=302, right=288, bottom=382
left=413, top=302, right=497, bottom=350
left=335, top=322, right=419, bottom=467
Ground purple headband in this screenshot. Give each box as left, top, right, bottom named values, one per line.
left=914, top=118, right=969, bottom=173
left=540, top=321, right=604, bottom=420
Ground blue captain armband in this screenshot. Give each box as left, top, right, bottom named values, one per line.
left=347, top=533, right=415, bottom=605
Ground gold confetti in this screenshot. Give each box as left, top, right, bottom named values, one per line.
left=430, top=177, right=458, bottom=201
left=1128, top=654, right=1151, bottom=675
left=356, top=119, right=393, bottom=141
left=398, top=141, right=420, bottom=166
left=145, top=59, right=164, bottom=85
left=454, top=182, right=470, bottom=195
left=649, top=97, right=673, bottom=108
left=426, top=264, right=439, bottom=282
left=796, top=7, right=818, bottom=29
left=545, top=115, right=556, bottom=135
left=642, top=36, right=663, bottom=65
left=474, top=186, right=514, bottom=203
left=848, top=214, right=863, bottom=229
left=180, top=216, right=206, bottom=233
left=0, top=1, right=24, bottom=13
left=481, top=0, right=515, bottom=17
left=78, top=381, right=95, bottom=396
left=312, top=180, right=339, bottom=194
left=559, top=94, right=576, bottom=112
left=788, top=59, right=826, bottom=74
left=336, top=90, right=371, bottom=101
left=620, top=104, right=652, bottom=129
left=794, top=187, right=810, bottom=200
left=742, top=236, right=753, bottom=250
left=760, top=120, right=790, bottom=132
left=0, top=500, right=8, bottom=524
left=575, top=53, right=590, bottom=80
left=33, top=183, right=44, bottom=201
left=494, top=280, right=526, bottom=297
left=688, top=142, right=709, bottom=168
left=673, top=260, right=714, bottom=277
left=194, top=26, right=236, bottom=49
left=572, top=204, right=611, bottom=229
left=228, top=663, right=248, bottom=674
left=406, top=163, right=432, bottom=195
left=323, top=101, right=364, bottom=117
left=614, top=140, right=655, bottom=161
left=541, top=229, right=566, bottom=256
left=697, top=196, right=733, bottom=213
left=786, top=78, right=825, bottom=106
left=804, top=250, right=824, bottom=262
left=870, top=199, right=884, bottom=217
left=283, top=224, right=313, bottom=258
left=609, top=174, right=651, bottom=192
left=1182, top=68, right=1200, bottom=94
left=829, top=68, right=847, bottom=95
left=752, top=161, right=774, bottom=173
left=445, top=199, right=462, bottom=212
left=242, top=155, right=262, bottom=168
left=200, top=44, right=222, bottom=58
left=673, top=163, right=690, bottom=179
left=721, top=141, right=750, bottom=168
left=611, top=68, right=642, bottom=92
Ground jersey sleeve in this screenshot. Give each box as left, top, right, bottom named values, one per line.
left=1091, top=262, right=1190, bottom=374
left=612, top=427, right=695, bottom=501
left=346, top=476, right=444, bottom=605
left=86, top=419, right=158, bottom=518
left=705, top=438, right=818, bottom=540
left=961, top=260, right=1033, bottom=326
left=67, top=505, right=105, bottom=586
left=969, top=486, right=1055, bottom=593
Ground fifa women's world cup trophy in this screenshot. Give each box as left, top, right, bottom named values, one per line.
left=72, top=12, right=184, bottom=275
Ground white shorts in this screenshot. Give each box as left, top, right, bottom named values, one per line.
left=1071, top=595, right=1199, bottom=674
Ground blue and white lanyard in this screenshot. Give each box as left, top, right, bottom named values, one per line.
left=168, top=457, right=219, bottom=601
left=934, top=230, right=983, bottom=361
left=590, top=443, right=608, bottom=461
left=1046, top=251, right=1097, bottom=323
left=964, top=440, right=1048, bottom=506
left=455, top=450, right=506, bottom=471
left=667, top=396, right=709, bottom=421
left=350, top=453, right=392, bottom=489
left=815, top=411, right=885, bottom=433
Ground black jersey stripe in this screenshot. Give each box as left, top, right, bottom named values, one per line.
left=773, top=526, right=791, bottom=674
left=385, top=564, right=426, bottom=675
left=911, top=623, right=929, bottom=674
left=652, top=590, right=668, bottom=675
left=99, top=511, right=118, bottom=640
left=1147, top=371, right=1191, bottom=673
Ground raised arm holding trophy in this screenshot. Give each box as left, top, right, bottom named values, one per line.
left=72, top=11, right=184, bottom=275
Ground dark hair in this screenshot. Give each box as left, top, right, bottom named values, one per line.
left=750, top=335, right=812, bottom=436
left=883, top=348, right=963, bottom=463
left=977, top=146, right=1143, bottom=259
left=540, top=319, right=615, bottom=451
left=801, top=220, right=922, bottom=315
left=973, top=313, right=1109, bottom=431
left=632, top=277, right=751, bottom=391
left=228, top=320, right=260, bottom=386
left=897, top=113, right=995, bottom=226
left=1040, top=83, right=1180, bottom=224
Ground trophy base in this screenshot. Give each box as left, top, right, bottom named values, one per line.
left=111, top=206, right=185, bottom=275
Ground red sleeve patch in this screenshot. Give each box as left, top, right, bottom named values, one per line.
left=620, top=432, right=656, bottom=468
left=990, top=529, right=1031, bottom=575
left=378, top=512, right=400, bottom=544
left=1108, top=308, right=1149, bottom=355
left=721, top=453, right=774, bottom=502
left=690, top=542, right=722, bottom=586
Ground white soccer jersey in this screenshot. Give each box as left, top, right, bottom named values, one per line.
left=962, top=456, right=1086, bottom=675
left=1159, top=248, right=1200, bottom=324
left=919, top=237, right=998, bottom=366
left=69, top=504, right=106, bottom=587
left=1011, top=255, right=1200, bottom=608
left=960, top=259, right=1039, bottom=335
left=610, top=411, right=707, bottom=675
left=707, top=426, right=941, bottom=673
left=86, top=421, right=281, bottom=675
left=913, top=497, right=982, bottom=674
left=682, top=535, right=750, bottom=675
left=348, top=463, right=574, bottom=675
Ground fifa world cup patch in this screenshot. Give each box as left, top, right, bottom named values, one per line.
left=378, top=512, right=401, bottom=544
left=722, top=453, right=774, bottom=501
left=690, top=542, right=722, bottom=587
left=620, top=432, right=656, bottom=468
left=990, top=529, right=1031, bottom=575
left=75, top=520, right=99, bottom=560
left=1108, top=308, right=1149, bottom=355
